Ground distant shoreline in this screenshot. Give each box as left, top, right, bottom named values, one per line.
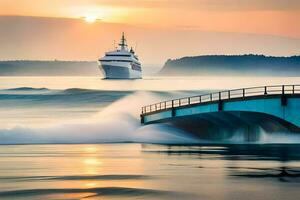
left=159, top=54, right=300, bottom=76
left=1, top=55, right=300, bottom=77
left=0, top=60, right=100, bottom=76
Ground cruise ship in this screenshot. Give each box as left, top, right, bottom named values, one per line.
left=98, top=33, right=142, bottom=79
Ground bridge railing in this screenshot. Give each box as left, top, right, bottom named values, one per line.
left=141, top=85, right=300, bottom=115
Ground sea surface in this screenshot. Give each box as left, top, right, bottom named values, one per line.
left=1, top=76, right=300, bottom=199
left=1, top=143, right=300, bottom=200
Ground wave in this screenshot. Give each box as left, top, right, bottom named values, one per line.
left=0, top=91, right=199, bottom=144
left=0, top=87, right=133, bottom=108
left=0, top=87, right=205, bottom=108
left=0, top=174, right=152, bottom=181
left=1, top=87, right=300, bottom=144
left=0, top=187, right=178, bottom=198
left=6, top=87, right=49, bottom=91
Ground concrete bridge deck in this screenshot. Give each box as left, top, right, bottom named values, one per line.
left=141, top=85, right=300, bottom=134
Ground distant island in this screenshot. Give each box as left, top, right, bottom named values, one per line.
left=0, top=60, right=99, bottom=76
left=2, top=55, right=300, bottom=77
left=159, top=55, right=300, bottom=76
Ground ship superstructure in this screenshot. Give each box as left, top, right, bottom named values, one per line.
left=98, top=33, right=142, bottom=79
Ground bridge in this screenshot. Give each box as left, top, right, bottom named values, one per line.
left=141, top=85, right=300, bottom=140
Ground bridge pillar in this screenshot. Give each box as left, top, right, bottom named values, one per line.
left=140, top=115, right=144, bottom=123
left=281, top=95, right=287, bottom=106
left=218, top=101, right=223, bottom=111
left=172, top=108, right=176, bottom=117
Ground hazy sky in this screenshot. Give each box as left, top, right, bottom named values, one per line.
left=0, top=0, right=299, bottom=65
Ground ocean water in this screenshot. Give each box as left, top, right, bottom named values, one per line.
left=1, top=144, right=300, bottom=200
left=1, top=76, right=300, bottom=199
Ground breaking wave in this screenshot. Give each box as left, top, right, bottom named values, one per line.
left=0, top=88, right=199, bottom=144
left=0, top=87, right=300, bottom=144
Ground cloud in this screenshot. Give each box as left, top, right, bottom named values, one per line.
left=0, top=16, right=299, bottom=64
left=83, top=0, right=300, bottom=11
left=1, top=0, right=300, bottom=13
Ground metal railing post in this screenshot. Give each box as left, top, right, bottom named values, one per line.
left=165, top=101, right=167, bottom=109
left=243, top=89, right=245, bottom=98
left=228, top=90, right=230, bottom=99
left=172, top=100, right=174, bottom=108
left=282, top=85, right=285, bottom=95
left=188, top=97, right=191, bottom=105
left=264, top=86, right=267, bottom=95
left=219, top=92, right=221, bottom=101
left=293, top=85, right=295, bottom=94
left=199, top=96, right=201, bottom=103
left=210, top=94, right=212, bottom=101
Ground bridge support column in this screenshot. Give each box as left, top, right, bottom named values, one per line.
left=141, top=115, right=145, bottom=123
left=172, top=108, right=176, bottom=117
left=218, top=101, right=223, bottom=111
left=281, top=95, right=287, bottom=106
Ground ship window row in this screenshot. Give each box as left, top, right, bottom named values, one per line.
left=100, top=60, right=141, bottom=66
left=105, top=54, right=131, bottom=57
left=100, top=59, right=132, bottom=62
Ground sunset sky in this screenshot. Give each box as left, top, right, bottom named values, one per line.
left=0, top=0, right=299, bottom=66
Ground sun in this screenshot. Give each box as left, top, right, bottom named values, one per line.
left=84, top=15, right=97, bottom=23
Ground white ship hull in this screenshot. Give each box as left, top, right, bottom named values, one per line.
left=98, top=33, right=142, bottom=79
left=99, top=61, right=142, bottom=79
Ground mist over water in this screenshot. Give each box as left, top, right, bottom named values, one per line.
left=0, top=87, right=201, bottom=144
left=0, top=77, right=300, bottom=144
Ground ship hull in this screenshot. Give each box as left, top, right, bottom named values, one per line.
left=99, top=62, right=142, bottom=79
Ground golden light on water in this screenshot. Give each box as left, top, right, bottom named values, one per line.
left=83, top=158, right=102, bottom=174
left=84, top=158, right=102, bottom=165
left=82, top=146, right=102, bottom=175
left=85, top=182, right=97, bottom=187
left=84, top=146, right=98, bottom=153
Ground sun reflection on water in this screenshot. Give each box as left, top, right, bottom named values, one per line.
left=85, top=182, right=97, bottom=188
left=84, top=158, right=102, bottom=166
left=82, top=145, right=102, bottom=175
left=84, top=146, right=99, bottom=153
